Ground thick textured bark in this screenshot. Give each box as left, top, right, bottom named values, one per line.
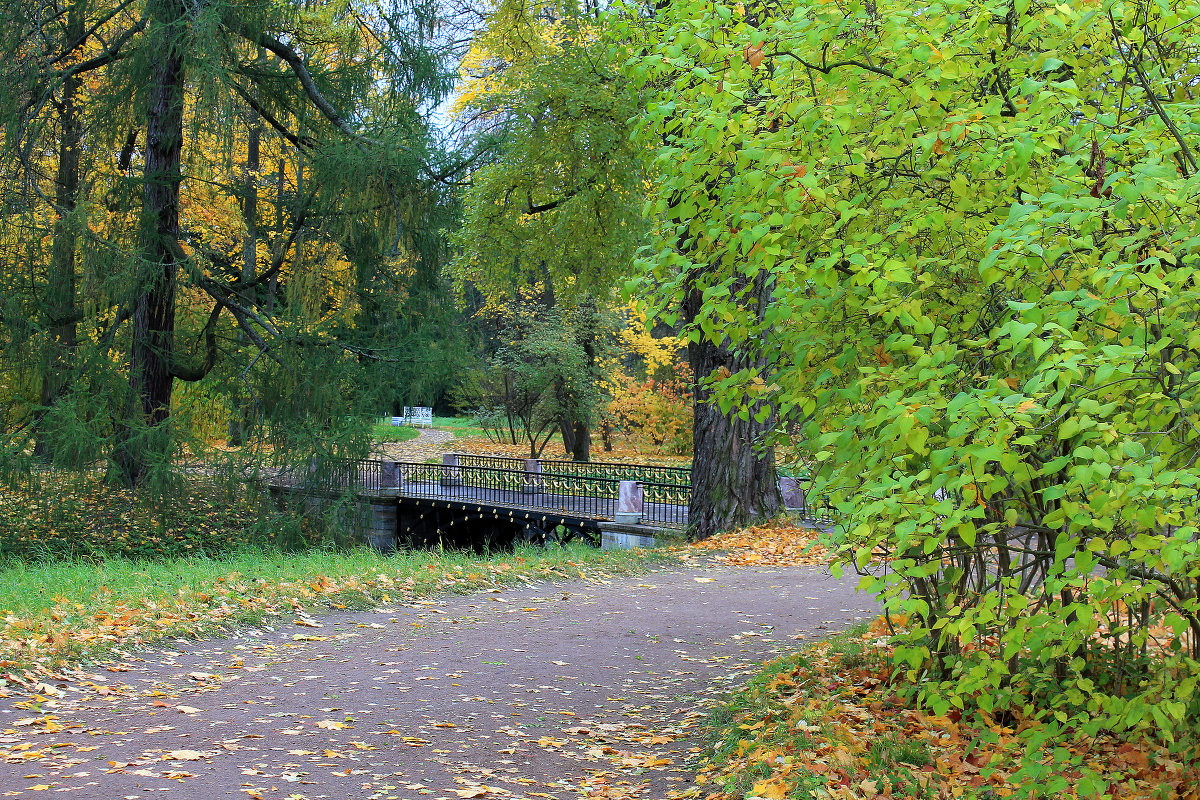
left=684, top=277, right=781, bottom=540
left=115, top=0, right=186, bottom=486
left=35, top=8, right=83, bottom=459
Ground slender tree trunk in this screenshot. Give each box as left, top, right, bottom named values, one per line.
left=571, top=330, right=594, bottom=462
left=35, top=5, right=84, bottom=460
left=115, top=0, right=186, bottom=487
left=559, top=412, right=577, bottom=458
left=683, top=275, right=781, bottom=540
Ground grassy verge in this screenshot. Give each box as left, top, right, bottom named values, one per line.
left=0, top=541, right=665, bottom=674
left=691, top=620, right=1200, bottom=800
left=0, top=474, right=670, bottom=679
left=434, top=415, right=486, bottom=438
left=372, top=421, right=422, bottom=443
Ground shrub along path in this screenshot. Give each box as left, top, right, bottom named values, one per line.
left=0, top=559, right=876, bottom=800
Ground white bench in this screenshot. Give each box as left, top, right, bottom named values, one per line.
left=394, top=406, right=433, bottom=428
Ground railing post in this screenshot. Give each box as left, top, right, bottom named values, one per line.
left=615, top=480, right=643, bottom=524
left=381, top=460, right=404, bottom=490
left=522, top=459, right=543, bottom=494
left=440, top=453, right=462, bottom=487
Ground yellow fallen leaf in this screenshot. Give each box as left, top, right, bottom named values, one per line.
left=749, top=778, right=789, bottom=800
left=164, top=750, right=205, bottom=761
left=316, top=720, right=349, bottom=730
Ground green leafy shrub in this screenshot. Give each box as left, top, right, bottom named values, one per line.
left=629, top=0, right=1200, bottom=791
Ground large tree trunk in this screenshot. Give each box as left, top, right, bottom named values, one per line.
left=35, top=6, right=83, bottom=460
left=683, top=278, right=781, bottom=540
left=558, top=415, right=590, bottom=462
left=115, top=0, right=186, bottom=487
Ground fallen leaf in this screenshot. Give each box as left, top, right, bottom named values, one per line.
left=316, top=720, right=349, bottom=730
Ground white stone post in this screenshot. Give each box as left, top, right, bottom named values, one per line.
left=615, top=480, right=643, bottom=524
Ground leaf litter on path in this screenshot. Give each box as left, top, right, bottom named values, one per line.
left=687, top=521, right=831, bottom=568
left=1, top=554, right=874, bottom=799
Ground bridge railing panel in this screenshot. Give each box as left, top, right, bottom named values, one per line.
left=450, top=454, right=691, bottom=490
left=639, top=480, right=689, bottom=528
left=455, top=454, right=526, bottom=472
left=285, top=459, right=690, bottom=531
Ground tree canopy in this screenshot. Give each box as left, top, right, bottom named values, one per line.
left=0, top=0, right=465, bottom=485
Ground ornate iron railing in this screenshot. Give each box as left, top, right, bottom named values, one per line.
left=387, top=461, right=688, bottom=529
left=454, top=453, right=527, bottom=472
left=450, top=454, right=691, bottom=491
left=267, top=457, right=690, bottom=530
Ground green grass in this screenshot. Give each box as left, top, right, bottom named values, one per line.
left=0, top=541, right=668, bottom=669
left=433, top=415, right=486, bottom=438
left=372, top=421, right=422, bottom=442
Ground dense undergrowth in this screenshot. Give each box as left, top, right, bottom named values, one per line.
left=693, top=621, right=1200, bottom=800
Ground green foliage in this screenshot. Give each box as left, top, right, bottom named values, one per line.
left=455, top=303, right=608, bottom=457
left=451, top=0, right=645, bottom=303
left=629, top=0, right=1200, bottom=789
left=0, top=0, right=462, bottom=489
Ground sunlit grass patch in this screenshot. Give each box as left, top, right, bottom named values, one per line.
left=371, top=422, right=422, bottom=443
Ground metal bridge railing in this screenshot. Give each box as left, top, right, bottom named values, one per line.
left=450, top=453, right=691, bottom=490
left=384, top=461, right=688, bottom=530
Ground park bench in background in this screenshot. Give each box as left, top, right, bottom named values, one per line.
left=389, top=407, right=433, bottom=428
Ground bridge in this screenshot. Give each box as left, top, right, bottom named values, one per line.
left=265, top=454, right=690, bottom=550
left=265, top=453, right=828, bottom=551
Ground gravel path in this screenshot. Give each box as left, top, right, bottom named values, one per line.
left=0, top=563, right=877, bottom=800
left=374, top=428, right=458, bottom=463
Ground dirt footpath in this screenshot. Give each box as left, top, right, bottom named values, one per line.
left=0, top=563, right=878, bottom=800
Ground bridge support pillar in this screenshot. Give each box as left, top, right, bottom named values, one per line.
left=363, top=498, right=398, bottom=553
